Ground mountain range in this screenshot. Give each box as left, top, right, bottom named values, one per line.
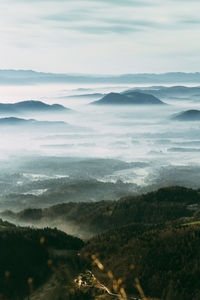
left=1, top=70, right=200, bottom=84
left=132, top=85, right=200, bottom=100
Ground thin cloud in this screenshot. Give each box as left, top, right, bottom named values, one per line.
left=10, top=0, right=152, bottom=5
left=0, top=0, right=200, bottom=73
left=62, top=24, right=142, bottom=35
left=179, top=18, right=200, bottom=25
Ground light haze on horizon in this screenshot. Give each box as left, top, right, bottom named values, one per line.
left=0, top=0, right=200, bottom=74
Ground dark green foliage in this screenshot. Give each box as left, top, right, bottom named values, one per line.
left=82, top=224, right=200, bottom=299
left=0, top=228, right=49, bottom=299
left=0, top=225, right=84, bottom=299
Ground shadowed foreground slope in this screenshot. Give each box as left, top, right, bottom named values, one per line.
left=1, top=187, right=200, bottom=299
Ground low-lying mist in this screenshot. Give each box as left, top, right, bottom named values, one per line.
left=0, top=83, right=200, bottom=223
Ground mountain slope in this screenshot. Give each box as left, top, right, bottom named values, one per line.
left=3, top=186, right=200, bottom=237
left=82, top=223, right=200, bottom=299
left=0, top=221, right=84, bottom=299
left=1, top=187, right=200, bottom=299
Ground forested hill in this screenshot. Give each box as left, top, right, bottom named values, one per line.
left=82, top=223, right=200, bottom=300
left=1, top=187, right=200, bottom=299
left=3, top=186, right=200, bottom=237
left=0, top=222, right=84, bottom=299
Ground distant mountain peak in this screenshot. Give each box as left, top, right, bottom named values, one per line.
left=91, top=91, right=165, bottom=105
left=0, top=100, right=71, bottom=115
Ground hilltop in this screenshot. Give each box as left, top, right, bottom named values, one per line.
left=92, top=91, right=165, bottom=105
left=0, top=100, right=70, bottom=115
left=172, top=110, right=200, bottom=121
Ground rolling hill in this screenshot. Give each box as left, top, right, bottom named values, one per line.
left=92, top=91, right=165, bottom=105
left=0, top=100, right=70, bottom=115
left=3, top=186, right=200, bottom=237
left=171, top=110, right=200, bottom=121
left=1, top=187, right=200, bottom=299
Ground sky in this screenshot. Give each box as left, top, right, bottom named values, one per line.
left=0, top=0, right=200, bottom=74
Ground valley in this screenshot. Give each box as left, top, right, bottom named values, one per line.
left=1, top=80, right=200, bottom=299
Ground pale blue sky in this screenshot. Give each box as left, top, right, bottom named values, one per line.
left=0, top=0, right=200, bottom=74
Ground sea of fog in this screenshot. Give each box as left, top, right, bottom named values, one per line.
left=0, top=82, right=200, bottom=210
